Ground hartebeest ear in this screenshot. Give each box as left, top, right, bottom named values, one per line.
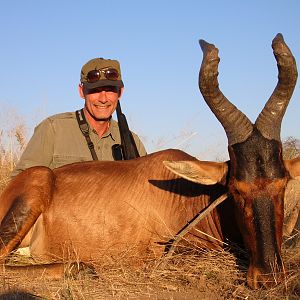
left=163, top=160, right=228, bottom=185
left=284, top=157, right=300, bottom=181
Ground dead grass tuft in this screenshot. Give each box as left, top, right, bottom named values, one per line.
left=0, top=243, right=299, bottom=299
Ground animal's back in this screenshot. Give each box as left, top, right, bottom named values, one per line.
left=29, top=149, right=229, bottom=262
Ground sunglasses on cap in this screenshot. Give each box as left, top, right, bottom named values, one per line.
left=86, top=68, right=119, bottom=83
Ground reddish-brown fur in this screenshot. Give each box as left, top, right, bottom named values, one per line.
left=0, top=150, right=231, bottom=263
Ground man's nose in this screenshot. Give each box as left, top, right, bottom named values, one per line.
left=96, top=91, right=108, bottom=102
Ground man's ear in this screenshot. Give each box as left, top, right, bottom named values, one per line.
left=78, top=84, right=85, bottom=99
left=119, top=87, right=124, bottom=98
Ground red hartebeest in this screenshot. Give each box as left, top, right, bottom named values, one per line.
left=0, top=34, right=299, bottom=289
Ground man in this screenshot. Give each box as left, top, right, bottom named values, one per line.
left=11, top=58, right=147, bottom=177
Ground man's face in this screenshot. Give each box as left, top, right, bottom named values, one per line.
left=79, top=85, right=123, bottom=121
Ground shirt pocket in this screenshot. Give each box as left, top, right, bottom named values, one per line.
left=52, top=155, right=91, bottom=169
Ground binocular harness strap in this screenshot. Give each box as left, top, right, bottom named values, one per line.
left=75, top=109, right=99, bottom=161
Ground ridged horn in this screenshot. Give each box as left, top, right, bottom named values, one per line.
left=255, top=33, right=298, bottom=141
left=199, top=39, right=253, bottom=145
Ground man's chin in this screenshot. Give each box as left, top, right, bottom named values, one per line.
left=94, top=115, right=112, bottom=122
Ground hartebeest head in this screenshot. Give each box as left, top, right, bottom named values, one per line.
left=164, top=34, right=299, bottom=288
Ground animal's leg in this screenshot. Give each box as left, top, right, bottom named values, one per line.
left=19, top=226, right=34, bottom=248
left=0, top=167, right=54, bottom=261
left=284, top=179, right=300, bottom=237
left=284, top=203, right=300, bottom=236
left=1, top=261, right=97, bottom=280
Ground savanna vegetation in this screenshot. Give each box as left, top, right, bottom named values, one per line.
left=0, top=115, right=299, bottom=299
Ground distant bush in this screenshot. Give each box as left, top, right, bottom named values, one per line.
left=283, top=136, right=300, bottom=159
left=0, top=108, right=28, bottom=191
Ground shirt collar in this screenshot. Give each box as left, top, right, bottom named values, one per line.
left=103, top=119, right=119, bottom=141
left=89, top=118, right=118, bottom=141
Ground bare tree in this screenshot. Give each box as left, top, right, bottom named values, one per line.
left=283, top=136, right=300, bottom=159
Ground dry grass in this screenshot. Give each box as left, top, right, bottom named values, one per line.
left=0, top=241, right=299, bottom=300
left=0, top=111, right=28, bottom=190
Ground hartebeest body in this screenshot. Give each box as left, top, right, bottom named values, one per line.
left=0, top=34, right=299, bottom=289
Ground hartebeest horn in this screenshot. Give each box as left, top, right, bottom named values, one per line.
left=199, top=39, right=253, bottom=145
left=255, top=33, right=298, bottom=141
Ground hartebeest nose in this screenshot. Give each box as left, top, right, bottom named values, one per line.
left=247, top=262, right=285, bottom=289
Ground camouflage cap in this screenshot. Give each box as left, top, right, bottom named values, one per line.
left=80, top=58, right=124, bottom=90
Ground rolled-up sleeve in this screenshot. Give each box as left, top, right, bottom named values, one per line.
left=11, top=119, right=55, bottom=177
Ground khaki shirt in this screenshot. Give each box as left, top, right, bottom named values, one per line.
left=11, top=111, right=147, bottom=177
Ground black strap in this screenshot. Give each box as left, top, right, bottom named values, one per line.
left=116, top=101, right=140, bottom=160
left=76, top=109, right=99, bottom=161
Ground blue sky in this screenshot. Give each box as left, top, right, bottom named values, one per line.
left=0, top=1, right=299, bottom=160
